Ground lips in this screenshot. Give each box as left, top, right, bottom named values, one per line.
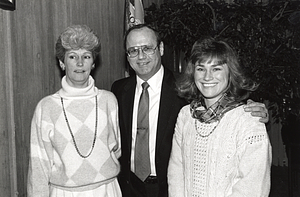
left=74, top=70, right=85, bottom=73
left=137, top=62, right=149, bottom=66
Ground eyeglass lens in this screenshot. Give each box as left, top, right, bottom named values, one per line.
left=127, top=45, right=157, bottom=57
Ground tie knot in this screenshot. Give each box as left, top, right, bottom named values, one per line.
left=142, top=82, right=149, bottom=90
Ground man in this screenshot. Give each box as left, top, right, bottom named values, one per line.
left=111, top=24, right=269, bottom=197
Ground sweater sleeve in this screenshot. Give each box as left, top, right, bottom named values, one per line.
left=112, top=97, right=121, bottom=159
left=168, top=108, right=186, bottom=197
left=27, top=102, right=52, bottom=197
left=228, top=113, right=272, bottom=197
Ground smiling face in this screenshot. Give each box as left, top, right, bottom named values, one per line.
left=126, top=27, right=164, bottom=81
left=60, top=49, right=95, bottom=88
left=194, top=58, right=229, bottom=107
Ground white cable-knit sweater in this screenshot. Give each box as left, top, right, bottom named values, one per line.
left=168, top=105, right=272, bottom=197
left=27, top=76, right=121, bottom=197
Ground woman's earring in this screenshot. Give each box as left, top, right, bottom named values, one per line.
left=59, top=61, right=65, bottom=71
left=61, top=65, right=65, bottom=71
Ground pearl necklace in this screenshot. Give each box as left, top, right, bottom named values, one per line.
left=194, top=119, right=219, bottom=138
left=61, top=96, right=98, bottom=158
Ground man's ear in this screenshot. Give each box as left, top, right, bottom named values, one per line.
left=159, top=41, right=164, bottom=56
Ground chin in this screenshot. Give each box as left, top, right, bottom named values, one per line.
left=202, top=93, right=223, bottom=100
left=202, top=94, right=217, bottom=99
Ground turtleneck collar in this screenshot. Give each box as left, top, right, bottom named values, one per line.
left=59, top=76, right=98, bottom=99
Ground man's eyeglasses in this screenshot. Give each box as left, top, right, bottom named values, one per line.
left=126, top=45, right=158, bottom=58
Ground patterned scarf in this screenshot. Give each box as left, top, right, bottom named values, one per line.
left=190, top=93, right=243, bottom=123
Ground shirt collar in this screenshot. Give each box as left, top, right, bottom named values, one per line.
left=136, top=65, right=164, bottom=93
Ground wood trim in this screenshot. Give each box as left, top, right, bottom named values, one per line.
left=4, top=12, right=18, bottom=197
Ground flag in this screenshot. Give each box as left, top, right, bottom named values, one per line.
left=134, top=0, right=144, bottom=25
left=124, top=0, right=145, bottom=77
left=125, top=0, right=144, bottom=31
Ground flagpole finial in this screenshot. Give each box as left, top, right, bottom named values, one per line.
left=125, top=0, right=145, bottom=30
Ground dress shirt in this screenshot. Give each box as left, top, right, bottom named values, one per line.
left=131, top=66, right=164, bottom=176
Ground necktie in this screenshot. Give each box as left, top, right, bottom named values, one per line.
left=135, top=82, right=151, bottom=181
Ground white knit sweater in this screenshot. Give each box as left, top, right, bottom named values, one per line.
left=27, top=76, right=121, bottom=197
left=168, top=105, right=272, bottom=197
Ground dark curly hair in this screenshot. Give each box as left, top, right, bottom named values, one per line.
left=177, top=36, right=258, bottom=103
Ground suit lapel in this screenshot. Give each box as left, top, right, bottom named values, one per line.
left=121, top=77, right=136, bottom=151
left=156, top=70, right=176, bottom=149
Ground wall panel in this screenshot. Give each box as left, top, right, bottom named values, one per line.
left=0, top=10, right=16, bottom=197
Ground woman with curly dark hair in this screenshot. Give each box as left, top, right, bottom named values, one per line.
left=168, top=37, right=272, bottom=197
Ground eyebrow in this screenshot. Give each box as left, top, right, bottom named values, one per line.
left=197, top=62, right=225, bottom=67
left=128, top=45, right=154, bottom=49
left=66, top=51, right=92, bottom=55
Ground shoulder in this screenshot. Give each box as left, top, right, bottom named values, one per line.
left=111, top=76, right=135, bottom=90
left=224, top=105, right=262, bottom=124
left=32, top=93, right=60, bottom=120
left=112, top=77, right=129, bottom=86
left=221, top=105, right=267, bottom=139
left=97, top=89, right=118, bottom=104
left=174, top=104, right=194, bottom=137
left=179, top=104, right=190, bottom=113
left=98, top=89, right=116, bottom=98
left=35, top=93, right=59, bottom=109
left=162, top=67, right=176, bottom=85
left=177, top=104, right=191, bottom=119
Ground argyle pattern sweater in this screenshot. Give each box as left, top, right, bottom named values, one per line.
left=27, top=76, right=121, bottom=196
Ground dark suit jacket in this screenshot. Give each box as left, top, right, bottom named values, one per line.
left=111, top=68, right=187, bottom=197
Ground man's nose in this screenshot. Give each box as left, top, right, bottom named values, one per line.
left=137, top=48, right=146, bottom=59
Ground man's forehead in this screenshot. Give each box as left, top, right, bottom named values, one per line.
left=126, top=30, right=156, bottom=47
left=128, top=28, right=155, bottom=39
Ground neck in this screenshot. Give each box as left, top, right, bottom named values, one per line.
left=204, top=94, right=226, bottom=108
left=204, top=99, right=218, bottom=108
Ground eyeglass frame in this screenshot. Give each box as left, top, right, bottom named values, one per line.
left=126, top=45, right=159, bottom=58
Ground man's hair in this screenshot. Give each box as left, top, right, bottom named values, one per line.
left=124, top=24, right=161, bottom=50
